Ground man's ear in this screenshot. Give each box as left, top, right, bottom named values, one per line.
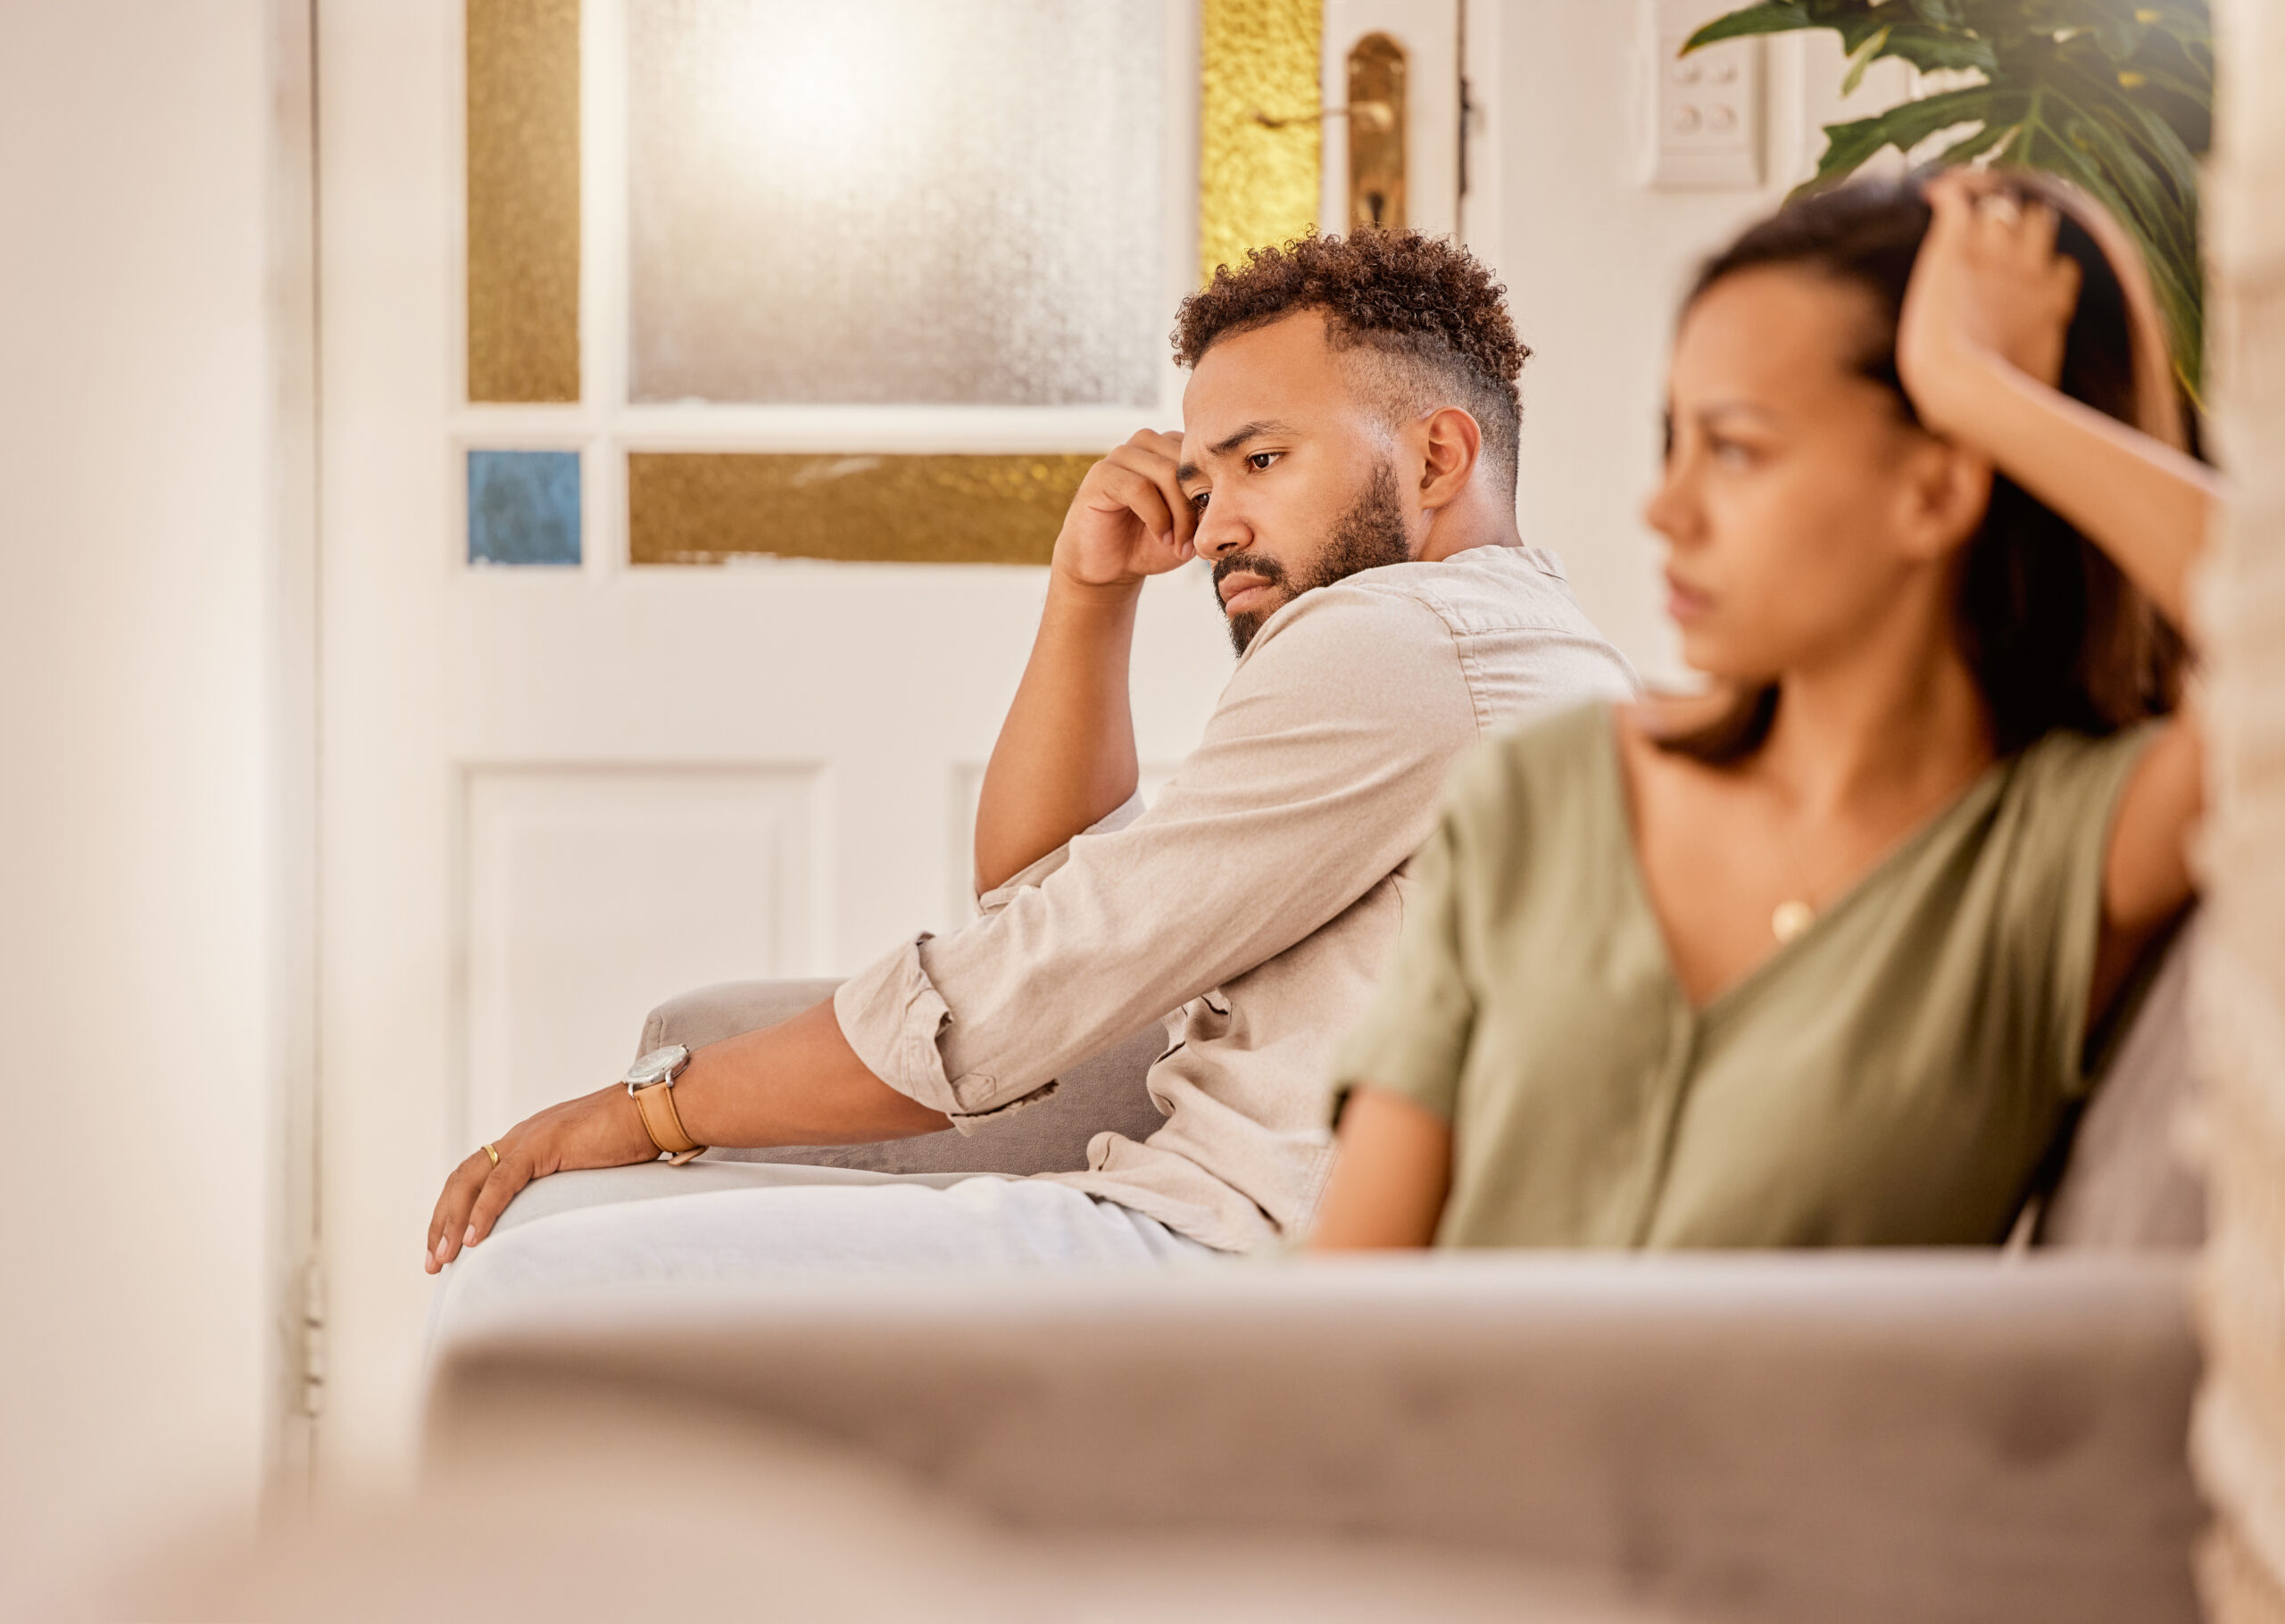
left=1898, top=435, right=1993, bottom=563
left=1417, top=407, right=1483, bottom=513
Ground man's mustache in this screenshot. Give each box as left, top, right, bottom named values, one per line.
left=1210, top=551, right=1287, bottom=597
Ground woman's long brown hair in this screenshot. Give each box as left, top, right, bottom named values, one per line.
left=1657, top=172, right=2189, bottom=765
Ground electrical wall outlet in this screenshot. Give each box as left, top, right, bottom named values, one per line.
left=1641, top=0, right=1761, bottom=190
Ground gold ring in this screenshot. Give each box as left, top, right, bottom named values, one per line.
left=482, top=1142, right=501, bottom=1167
left=1976, top=192, right=2023, bottom=228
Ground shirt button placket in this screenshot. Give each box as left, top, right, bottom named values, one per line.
left=1631, top=998, right=1702, bottom=1246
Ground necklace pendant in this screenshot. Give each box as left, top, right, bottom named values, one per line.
left=1771, top=899, right=1816, bottom=944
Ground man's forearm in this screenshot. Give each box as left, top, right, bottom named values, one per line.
left=973, top=571, right=1144, bottom=894
left=669, top=999, right=951, bottom=1147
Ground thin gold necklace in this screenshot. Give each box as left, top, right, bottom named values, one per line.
left=1770, top=808, right=1821, bottom=944
left=1771, top=896, right=1816, bottom=944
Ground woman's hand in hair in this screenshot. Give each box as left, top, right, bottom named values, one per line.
left=1899, top=170, right=2083, bottom=440
left=1892, top=169, right=2214, bottom=628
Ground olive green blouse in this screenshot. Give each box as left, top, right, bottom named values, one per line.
left=1329, top=702, right=2156, bottom=1249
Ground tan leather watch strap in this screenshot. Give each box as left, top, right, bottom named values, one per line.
left=632, top=1081, right=706, bottom=1166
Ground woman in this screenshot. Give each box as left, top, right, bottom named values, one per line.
left=1312, top=170, right=2215, bottom=1249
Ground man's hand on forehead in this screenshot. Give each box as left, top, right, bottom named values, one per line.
left=1049, top=428, right=1201, bottom=592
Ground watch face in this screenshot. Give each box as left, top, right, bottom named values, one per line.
left=626, top=1044, right=688, bottom=1087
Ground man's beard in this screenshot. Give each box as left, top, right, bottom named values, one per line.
left=1213, top=461, right=1412, bottom=656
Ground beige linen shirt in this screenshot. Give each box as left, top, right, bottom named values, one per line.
left=835, top=545, right=1638, bottom=1253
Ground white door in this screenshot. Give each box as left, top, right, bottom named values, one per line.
left=314, top=0, right=1472, bottom=1481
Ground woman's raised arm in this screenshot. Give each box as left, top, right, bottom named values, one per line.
left=1899, top=169, right=2214, bottom=996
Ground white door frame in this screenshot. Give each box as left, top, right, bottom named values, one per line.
left=262, top=0, right=324, bottom=1503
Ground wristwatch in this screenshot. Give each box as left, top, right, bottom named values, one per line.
left=624, top=1044, right=707, bottom=1165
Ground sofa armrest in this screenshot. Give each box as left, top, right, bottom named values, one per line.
left=639, top=977, right=845, bottom=1055
left=637, top=977, right=1169, bottom=1178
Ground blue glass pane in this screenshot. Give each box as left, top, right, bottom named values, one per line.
left=468, top=449, right=581, bottom=566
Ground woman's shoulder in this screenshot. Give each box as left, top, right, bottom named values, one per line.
left=1488, top=694, right=1618, bottom=760
left=1471, top=689, right=1729, bottom=777
left=2005, top=718, right=2169, bottom=803
left=1447, top=698, right=1620, bottom=819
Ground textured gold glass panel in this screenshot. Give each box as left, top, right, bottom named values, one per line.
left=627, top=453, right=1094, bottom=567
left=1347, top=34, right=1407, bottom=231
left=1199, top=0, right=1322, bottom=283
left=466, top=0, right=580, bottom=402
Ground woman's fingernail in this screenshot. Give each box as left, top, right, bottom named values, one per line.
left=463, top=1224, right=477, bottom=1246
left=433, top=1234, right=449, bottom=1260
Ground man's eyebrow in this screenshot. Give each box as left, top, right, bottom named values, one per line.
left=1210, top=418, right=1296, bottom=457
left=1178, top=419, right=1298, bottom=487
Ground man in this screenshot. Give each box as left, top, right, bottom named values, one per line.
left=425, top=231, right=1634, bottom=1291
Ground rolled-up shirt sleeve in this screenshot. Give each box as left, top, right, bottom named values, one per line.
left=976, top=791, right=1146, bottom=916
left=834, top=585, right=1484, bottom=1131
left=830, top=793, right=1146, bottom=1124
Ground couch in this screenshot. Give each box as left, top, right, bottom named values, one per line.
left=422, top=929, right=2209, bottom=1623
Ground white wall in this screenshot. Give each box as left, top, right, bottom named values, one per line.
left=0, top=1, right=283, bottom=1610
left=1473, top=4, right=1900, bottom=684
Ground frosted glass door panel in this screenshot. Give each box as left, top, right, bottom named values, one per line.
left=627, top=0, right=1165, bottom=406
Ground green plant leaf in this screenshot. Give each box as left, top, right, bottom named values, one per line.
left=1800, top=84, right=2018, bottom=193
left=1930, top=119, right=2016, bottom=167
left=2116, top=59, right=2217, bottom=121
left=2056, top=57, right=2204, bottom=198
left=1874, top=30, right=2001, bottom=75
left=1683, top=4, right=1812, bottom=51
left=2007, top=95, right=2204, bottom=394
left=1685, top=0, right=1996, bottom=71
left=2091, top=18, right=2149, bottom=63
left=1689, top=0, right=2209, bottom=393
left=1801, top=115, right=1906, bottom=187
left=1840, top=26, right=1891, bottom=96
left=1904, top=0, right=1972, bottom=28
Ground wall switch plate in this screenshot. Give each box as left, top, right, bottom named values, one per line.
left=1641, top=0, right=1762, bottom=190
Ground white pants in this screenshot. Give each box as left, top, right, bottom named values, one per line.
left=430, top=1161, right=1217, bottom=1342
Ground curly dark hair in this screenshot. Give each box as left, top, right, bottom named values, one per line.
left=1171, top=230, right=1529, bottom=500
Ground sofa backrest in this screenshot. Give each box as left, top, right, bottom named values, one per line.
left=640, top=977, right=1167, bottom=1177
left=642, top=933, right=2210, bottom=1247
left=2038, top=921, right=2206, bottom=1248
